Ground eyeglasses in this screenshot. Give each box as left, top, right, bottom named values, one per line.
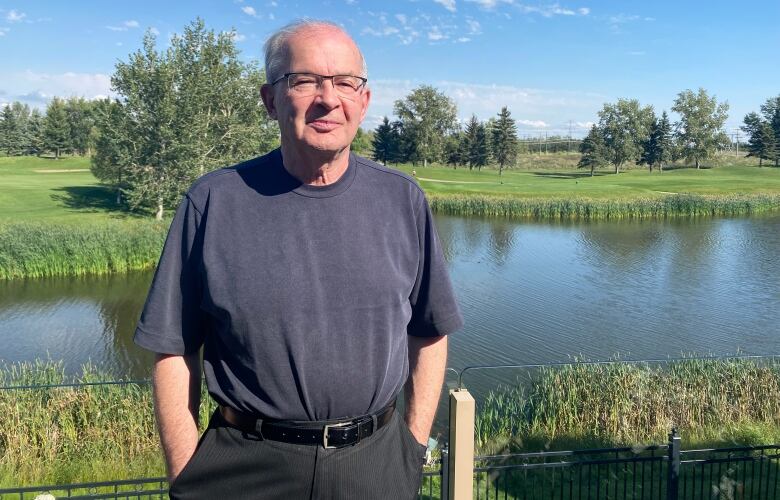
left=270, top=72, right=368, bottom=99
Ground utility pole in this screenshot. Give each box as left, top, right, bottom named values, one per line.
left=568, top=120, right=573, bottom=153
left=735, top=130, right=740, bottom=157
left=545, top=131, right=548, bottom=154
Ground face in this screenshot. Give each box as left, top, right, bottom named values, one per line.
left=261, top=27, right=371, bottom=156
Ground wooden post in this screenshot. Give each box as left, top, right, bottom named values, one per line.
left=448, top=388, right=475, bottom=500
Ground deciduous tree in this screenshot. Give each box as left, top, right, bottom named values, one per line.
left=393, top=85, right=457, bottom=167
left=671, top=88, right=729, bottom=169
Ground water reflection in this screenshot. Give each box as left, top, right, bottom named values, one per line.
left=0, top=215, right=778, bottom=385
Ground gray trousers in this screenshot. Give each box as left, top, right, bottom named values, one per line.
left=168, top=408, right=427, bottom=499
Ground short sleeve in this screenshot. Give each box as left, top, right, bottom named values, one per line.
left=407, top=196, right=464, bottom=337
left=133, top=195, right=207, bottom=355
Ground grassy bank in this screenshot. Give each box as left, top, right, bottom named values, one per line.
left=2, top=155, right=780, bottom=279
left=475, top=357, right=780, bottom=455
left=0, top=220, right=168, bottom=279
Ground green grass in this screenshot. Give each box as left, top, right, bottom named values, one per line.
left=2, top=155, right=780, bottom=279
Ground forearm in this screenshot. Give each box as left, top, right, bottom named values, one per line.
left=152, top=352, right=202, bottom=483
left=404, top=335, right=448, bottom=445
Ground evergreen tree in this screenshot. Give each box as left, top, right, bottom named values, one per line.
left=759, top=95, right=780, bottom=167
left=464, top=115, right=489, bottom=170
left=640, top=111, right=673, bottom=172
left=44, top=97, right=70, bottom=158
left=742, top=112, right=771, bottom=166
left=0, top=105, right=23, bottom=155
left=371, top=116, right=396, bottom=165
left=443, top=131, right=466, bottom=169
left=758, top=122, right=778, bottom=166
left=577, top=125, right=608, bottom=176
left=26, top=109, right=45, bottom=156
left=671, top=88, right=729, bottom=169
left=491, top=106, right=518, bottom=179
left=65, top=97, right=95, bottom=155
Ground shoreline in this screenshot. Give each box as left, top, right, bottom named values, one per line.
left=2, top=192, right=779, bottom=280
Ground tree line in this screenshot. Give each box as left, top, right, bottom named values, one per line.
left=371, top=85, right=520, bottom=177
left=0, top=97, right=97, bottom=158
left=741, top=97, right=780, bottom=167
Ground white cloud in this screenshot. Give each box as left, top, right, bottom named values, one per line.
left=242, top=6, right=259, bottom=17
left=517, top=119, right=549, bottom=128
left=465, top=19, right=481, bottom=34
left=269, top=12, right=275, bottom=20
left=434, top=0, right=457, bottom=12
left=609, top=14, right=640, bottom=24
left=269, top=0, right=278, bottom=5
left=457, top=37, right=471, bottom=42
left=6, top=9, right=26, bottom=22
left=578, top=7, right=590, bottom=15
left=0, top=70, right=114, bottom=109
left=466, top=0, right=512, bottom=8
left=365, top=79, right=607, bottom=136
left=106, top=20, right=141, bottom=32
left=395, top=14, right=407, bottom=25
left=428, top=26, right=446, bottom=41
left=149, top=27, right=160, bottom=36
left=0, top=27, right=9, bottom=36
left=362, top=26, right=400, bottom=37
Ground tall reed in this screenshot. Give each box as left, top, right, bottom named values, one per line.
left=475, top=358, right=780, bottom=453
left=430, top=193, right=780, bottom=220
left=0, top=221, right=168, bottom=280
left=0, top=360, right=215, bottom=486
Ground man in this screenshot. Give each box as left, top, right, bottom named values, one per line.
left=134, top=19, right=462, bottom=499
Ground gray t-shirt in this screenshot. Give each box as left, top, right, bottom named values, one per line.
left=134, top=149, right=463, bottom=421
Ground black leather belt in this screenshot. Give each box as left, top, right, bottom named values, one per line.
left=219, top=401, right=396, bottom=449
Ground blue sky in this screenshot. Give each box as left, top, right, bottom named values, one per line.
left=1, top=0, right=778, bottom=137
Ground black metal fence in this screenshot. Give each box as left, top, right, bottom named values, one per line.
left=0, top=478, right=167, bottom=500
left=473, top=431, right=780, bottom=499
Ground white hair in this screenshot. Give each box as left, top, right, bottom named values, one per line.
left=263, top=19, right=368, bottom=84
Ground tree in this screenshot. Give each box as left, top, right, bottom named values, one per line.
left=443, top=131, right=466, bottom=169
left=393, top=85, right=457, bottom=167
left=91, top=99, right=131, bottom=204
left=671, top=88, right=729, bottom=169
left=93, top=19, right=279, bottom=219
left=491, top=106, right=518, bottom=179
left=65, top=97, right=95, bottom=155
left=640, top=111, right=673, bottom=172
left=759, top=95, right=780, bottom=167
left=44, top=97, right=71, bottom=158
left=26, top=109, right=45, bottom=156
left=371, top=116, right=399, bottom=165
left=743, top=111, right=772, bottom=166
left=464, top=115, right=489, bottom=170
left=597, top=98, right=654, bottom=174
left=350, top=127, right=372, bottom=156
left=0, top=105, right=22, bottom=155
left=577, top=125, right=608, bottom=176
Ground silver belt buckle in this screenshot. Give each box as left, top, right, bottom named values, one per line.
left=323, top=421, right=352, bottom=449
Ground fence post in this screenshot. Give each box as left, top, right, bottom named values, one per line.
left=448, top=388, right=475, bottom=500
left=667, top=428, right=681, bottom=500
left=440, top=448, right=449, bottom=500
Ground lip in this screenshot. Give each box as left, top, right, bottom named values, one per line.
left=308, top=120, right=341, bottom=132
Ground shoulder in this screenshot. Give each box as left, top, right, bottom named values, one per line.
left=352, top=154, right=426, bottom=204
left=185, top=150, right=277, bottom=210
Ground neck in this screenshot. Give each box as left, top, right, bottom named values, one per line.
left=280, top=143, right=351, bottom=186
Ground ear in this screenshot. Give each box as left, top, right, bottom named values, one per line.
left=358, top=87, right=371, bottom=124
left=260, top=84, right=278, bottom=120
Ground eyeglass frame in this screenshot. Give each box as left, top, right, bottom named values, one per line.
left=270, top=72, right=368, bottom=97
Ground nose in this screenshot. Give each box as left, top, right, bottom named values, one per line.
left=314, top=78, right=341, bottom=109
